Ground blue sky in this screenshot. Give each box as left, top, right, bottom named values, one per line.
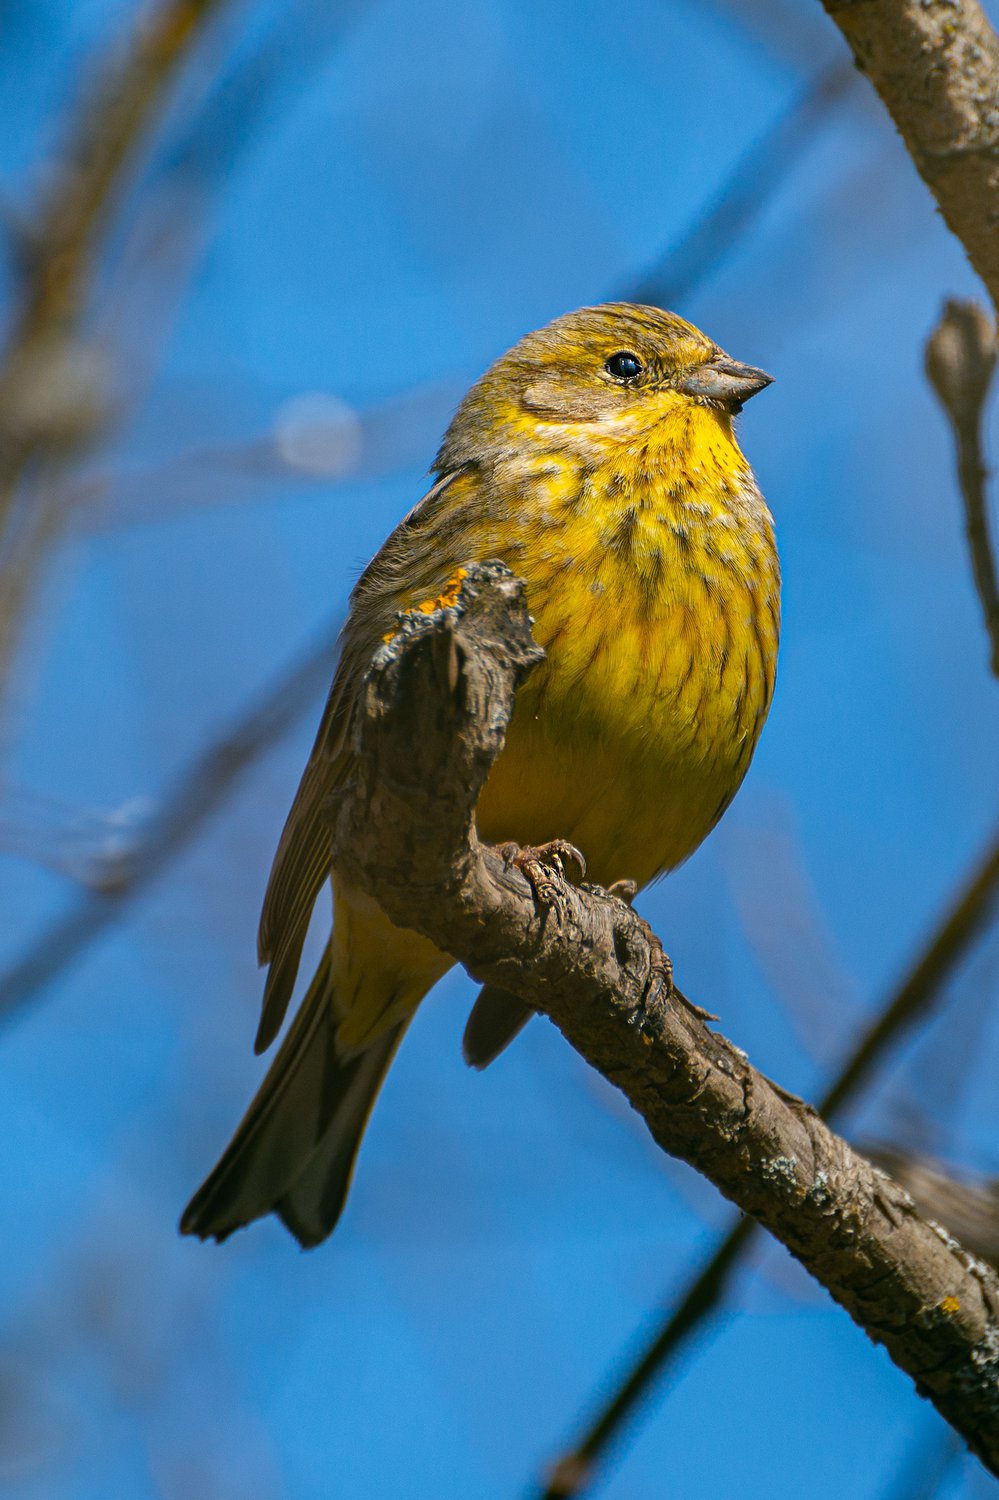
left=2, top=2, right=999, bottom=1496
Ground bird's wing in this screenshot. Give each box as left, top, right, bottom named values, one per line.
left=253, top=468, right=468, bottom=1054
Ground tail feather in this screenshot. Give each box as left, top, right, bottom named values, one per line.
left=462, top=984, right=534, bottom=1069
left=275, top=1026, right=405, bottom=1247
left=181, top=946, right=405, bottom=1247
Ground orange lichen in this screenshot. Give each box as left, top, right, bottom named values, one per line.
left=417, top=568, right=468, bottom=614
left=382, top=569, right=469, bottom=644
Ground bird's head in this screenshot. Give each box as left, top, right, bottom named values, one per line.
left=435, top=302, right=772, bottom=473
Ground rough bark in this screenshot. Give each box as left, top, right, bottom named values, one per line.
left=821, top=0, right=999, bottom=311
left=326, top=562, right=999, bottom=1476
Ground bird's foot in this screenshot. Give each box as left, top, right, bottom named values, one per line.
left=610, top=881, right=718, bottom=1031
left=632, top=913, right=674, bottom=1010
left=497, top=839, right=586, bottom=914
left=627, top=916, right=716, bottom=1024
left=605, top=879, right=672, bottom=1010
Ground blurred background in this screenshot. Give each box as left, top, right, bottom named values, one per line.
left=3, top=1, right=999, bottom=1496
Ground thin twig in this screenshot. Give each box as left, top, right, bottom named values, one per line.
left=925, top=299, right=999, bottom=679
left=628, top=56, right=855, bottom=306
left=879, top=1423, right=963, bottom=1500
left=538, top=1216, right=756, bottom=1500
left=537, top=820, right=999, bottom=1498
left=0, top=618, right=340, bottom=1026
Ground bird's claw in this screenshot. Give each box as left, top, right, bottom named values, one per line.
left=633, top=913, right=674, bottom=1013
left=498, top=839, right=587, bottom=916
left=605, top=879, right=684, bottom=1028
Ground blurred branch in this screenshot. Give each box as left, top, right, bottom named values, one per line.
left=0, top=0, right=231, bottom=688
left=880, top=1422, right=962, bottom=1500
left=722, top=811, right=863, bottom=1067
left=57, top=379, right=462, bottom=533
left=538, top=1215, right=756, bottom=1500
left=52, top=57, right=856, bottom=538
left=0, top=783, right=152, bottom=887
left=865, top=1147, right=999, bottom=1273
left=925, top=299, right=999, bottom=679
left=0, top=0, right=229, bottom=497
left=85, top=1, right=373, bottom=453
left=0, top=616, right=340, bottom=1026
left=539, top=819, right=999, bottom=1498
left=327, top=562, right=999, bottom=1480
left=629, top=56, right=855, bottom=306
left=820, top=0, right=999, bottom=312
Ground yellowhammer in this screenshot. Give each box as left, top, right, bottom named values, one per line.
left=181, top=303, right=780, bottom=1247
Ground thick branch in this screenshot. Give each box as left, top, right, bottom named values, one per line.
left=328, top=563, right=999, bottom=1476
left=541, top=813, right=999, bottom=1499
left=821, top=1, right=999, bottom=310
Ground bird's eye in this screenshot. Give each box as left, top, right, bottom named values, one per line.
left=605, top=351, right=643, bottom=381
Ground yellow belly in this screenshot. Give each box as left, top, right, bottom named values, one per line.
left=478, top=721, right=733, bottom=889
left=477, top=652, right=758, bottom=890
left=474, top=504, right=778, bottom=888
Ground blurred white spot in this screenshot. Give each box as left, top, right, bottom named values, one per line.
left=274, top=391, right=363, bottom=477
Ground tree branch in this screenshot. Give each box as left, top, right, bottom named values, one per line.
left=820, top=0, right=999, bottom=311
left=0, top=0, right=230, bottom=690
left=0, top=615, right=341, bottom=1028
left=0, top=0, right=228, bottom=484
left=327, top=562, right=999, bottom=1477
left=628, top=56, right=855, bottom=306
left=539, top=811, right=999, bottom=1498
left=925, top=298, right=999, bottom=678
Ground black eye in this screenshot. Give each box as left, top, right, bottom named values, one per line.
left=605, top=351, right=643, bottom=381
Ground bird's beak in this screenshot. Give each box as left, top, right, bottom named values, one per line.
left=678, top=358, right=773, bottom=412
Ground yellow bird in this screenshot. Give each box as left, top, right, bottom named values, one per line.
left=181, top=303, right=780, bottom=1247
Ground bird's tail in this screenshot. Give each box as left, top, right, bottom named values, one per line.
left=180, top=943, right=408, bottom=1248
left=462, top=984, right=533, bottom=1068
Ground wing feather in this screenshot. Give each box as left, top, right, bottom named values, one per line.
left=254, top=469, right=470, bottom=1052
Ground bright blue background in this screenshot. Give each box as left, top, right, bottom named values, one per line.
left=3, top=1, right=999, bottom=1495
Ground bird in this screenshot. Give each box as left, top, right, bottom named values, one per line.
left=181, top=302, right=780, bottom=1248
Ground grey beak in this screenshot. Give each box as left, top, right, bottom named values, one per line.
left=678, top=358, right=773, bottom=412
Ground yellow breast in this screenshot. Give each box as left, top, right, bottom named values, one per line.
left=472, top=406, right=780, bottom=887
